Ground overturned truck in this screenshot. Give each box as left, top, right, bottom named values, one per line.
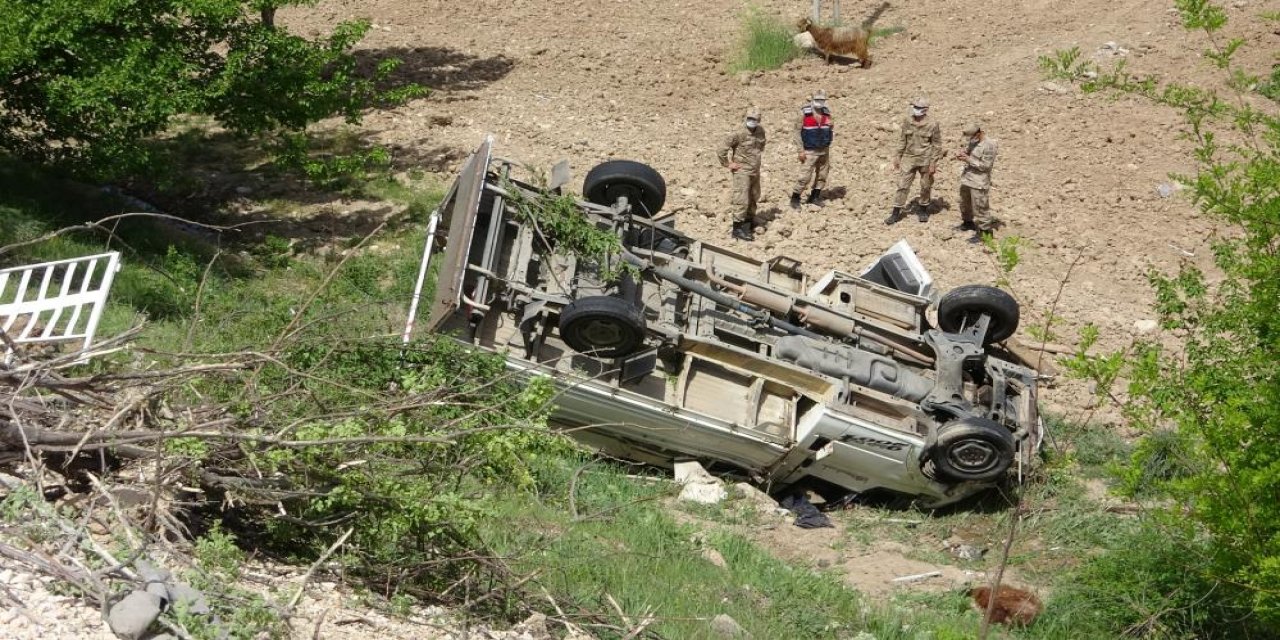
left=407, top=137, right=1043, bottom=508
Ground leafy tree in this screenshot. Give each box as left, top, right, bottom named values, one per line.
left=0, top=1, right=422, bottom=178
left=1061, top=1, right=1280, bottom=634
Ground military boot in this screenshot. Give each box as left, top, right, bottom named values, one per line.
left=732, top=220, right=755, bottom=241
left=916, top=200, right=930, bottom=222
left=807, top=189, right=823, bottom=206
left=954, top=220, right=978, bottom=232
left=884, top=206, right=904, bottom=225
left=789, top=192, right=802, bottom=210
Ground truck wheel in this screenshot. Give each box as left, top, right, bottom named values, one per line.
left=932, top=417, right=1015, bottom=483
left=558, top=296, right=647, bottom=358
left=937, top=285, right=1020, bottom=344
left=583, top=160, right=666, bottom=217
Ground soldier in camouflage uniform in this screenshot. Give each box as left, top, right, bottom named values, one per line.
left=885, top=97, right=943, bottom=225
left=717, top=107, right=766, bottom=241
left=955, top=123, right=999, bottom=244
left=790, top=90, right=833, bottom=210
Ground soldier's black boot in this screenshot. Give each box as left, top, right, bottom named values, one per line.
left=916, top=200, right=930, bottom=222
left=789, top=192, right=802, bottom=210
left=732, top=220, right=755, bottom=241
left=807, top=189, right=823, bottom=206
left=883, top=206, right=904, bottom=225
left=954, top=220, right=977, bottom=232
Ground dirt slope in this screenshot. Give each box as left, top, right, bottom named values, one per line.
left=283, top=1, right=1274, bottom=414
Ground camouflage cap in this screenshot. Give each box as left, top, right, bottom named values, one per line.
left=911, top=96, right=930, bottom=109
left=811, top=89, right=828, bottom=101
left=962, top=123, right=982, bottom=136
left=745, top=107, right=761, bottom=120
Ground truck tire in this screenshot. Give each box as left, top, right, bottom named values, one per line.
left=558, top=296, right=647, bottom=358
left=583, top=160, right=666, bottom=217
left=932, top=417, right=1015, bottom=483
left=937, top=285, right=1020, bottom=344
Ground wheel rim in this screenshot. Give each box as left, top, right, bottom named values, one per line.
left=575, top=318, right=627, bottom=350
left=946, top=438, right=1002, bottom=474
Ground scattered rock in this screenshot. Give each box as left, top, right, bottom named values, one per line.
left=736, top=71, right=753, bottom=86
left=512, top=612, right=551, bottom=640
left=710, top=613, right=748, bottom=638
left=107, top=590, right=163, bottom=640
left=701, top=547, right=728, bottom=568
left=1155, top=182, right=1182, bottom=198
left=1039, top=81, right=1068, bottom=95
left=429, top=114, right=454, bottom=127
left=166, top=582, right=211, bottom=615
left=1133, top=319, right=1159, bottom=334
left=793, top=31, right=816, bottom=50
left=951, top=545, right=987, bottom=561
left=674, top=461, right=727, bottom=504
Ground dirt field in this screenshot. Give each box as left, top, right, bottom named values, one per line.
left=281, top=0, right=1274, bottom=417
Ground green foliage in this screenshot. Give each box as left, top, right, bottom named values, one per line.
left=731, top=10, right=801, bottom=72
left=193, top=525, right=245, bottom=580
left=502, top=176, right=634, bottom=283
left=1058, top=2, right=1280, bottom=634
left=271, top=131, right=394, bottom=189
left=0, top=1, right=422, bottom=179
left=1044, top=523, right=1258, bottom=639
left=1036, top=46, right=1097, bottom=82
left=983, top=234, right=1023, bottom=288
left=1026, top=311, right=1062, bottom=343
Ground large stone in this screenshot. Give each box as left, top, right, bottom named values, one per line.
left=710, top=613, right=748, bottom=638
left=108, top=590, right=163, bottom=640
left=674, top=461, right=726, bottom=504
left=701, top=547, right=728, bottom=568
left=167, top=582, right=211, bottom=615
left=512, top=612, right=551, bottom=640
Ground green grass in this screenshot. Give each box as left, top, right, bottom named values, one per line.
left=731, top=10, right=801, bottom=72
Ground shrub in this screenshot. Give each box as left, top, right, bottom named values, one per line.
left=732, top=10, right=801, bottom=72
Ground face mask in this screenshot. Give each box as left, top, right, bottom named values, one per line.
left=911, top=107, right=926, bottom=118
left=745, top=119, right=759, bottom=129
left=813, top=101, right=828, bottom=111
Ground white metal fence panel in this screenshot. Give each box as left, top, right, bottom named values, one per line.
left=0, top=251, right=122, bottom=362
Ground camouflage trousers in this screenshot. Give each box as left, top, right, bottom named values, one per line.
left=792, top=149, right=830, bottom=193
left=730, top=172, right=761, bottom=222
left=959, top=185, right=994, bottom=231
left=893, top=163, right=935, bottom=208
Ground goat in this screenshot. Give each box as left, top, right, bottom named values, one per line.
left=796, top=2, right=890, bottom=67
left=969, top=585, right=1044, bottom=626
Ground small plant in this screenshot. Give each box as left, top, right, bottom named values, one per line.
left=272, top=132, right=392, bottom=189
left=869, top=25, right=905, bottom=43
left=982, top=234, right=1024, bottom=288
left=1027, top=311, right=1063, bottom=343
left=732, top=10, right=801, bottom=72
left=193, top=526, right=245, bottom=580
left=1037, top=46, right=1097, bottom=81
